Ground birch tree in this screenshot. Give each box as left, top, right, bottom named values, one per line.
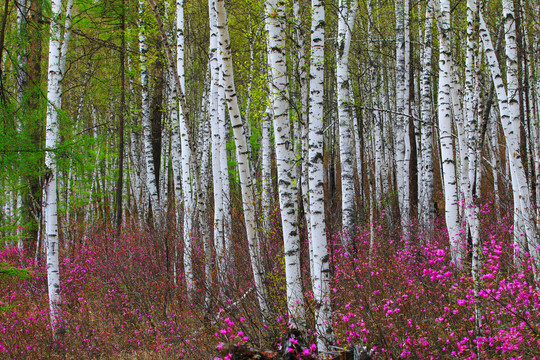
left=175, top=0, right=195, bottom=298
left=479, top=8, right=539, bottom=273
left=419, top=0, right=434, bottom=232
left=261, top=104, right=273, bottom=231
left=167, top=20, right=181, bottom=285
left=213, top=0, right=271, bottom=319
left=464, top=0, right=483, bottom=343
left=265, top=0, right=305, bottom=330
left=502, top=0, right=539, bottom=269
left=395, top=0, right=411, bottom=236
left=208, top=1, right=226, bottom=289
left=437, top=0, right=463, bottom=267
left=309, top=0, right=334, bottom=352
left=336, top=0, right=357, bottom=244
left=292, top=0, right=312, bottom=245
left=44, top=0, right=64, bottom=335
left=138, top=0, right=160, bottom=223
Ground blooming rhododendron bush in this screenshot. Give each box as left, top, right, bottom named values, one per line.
left=1, top=206, right=539, bottom=359
left=330, top=216, right=540, bottom=359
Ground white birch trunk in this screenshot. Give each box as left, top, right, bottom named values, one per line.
left=176, top=0, right=195, bottom=299
left=210, top=104, right=226, bottom=289
left=130, top=123, right=146, bottom=225
left=437, top=0, right=463, bottom=267
left=395, top=0, right=411, bottom=236
left=463, top=0, right=480, bottom=240
left=160, top=121, right=170, bottom=211
left=58, top=0, right=74, bottom=81
left=309, top=0, right=334, bottom=353
left=218, top=74, right=232, bottom=276
left=293, top=0, right=312, bottom=245
left=352, top=96, right=363, bottom=207
left=261, top=104, right=273, bottom=231
left=265, top=0, right=306, bottom=330
left=292, top=0, right=309, bottom=241
left=503, top=0, right=539, bottom=268
left=489, top=111, right=502, bottom=221
left=373, top=110, right=383, bottom=205
left=464, top=0, right=483, bottom=343
left=479, top=9, right=540, bottom=272
left=44, top=0, right=63, bottom=335
left=451, top=72, right=466, bottom=213
left=197, top=102, right=213, bottom=309
left=209, top=0, right=230, bottom=293
left=420, top=0, right=435, bottom=232
left=168, top=64, right=182, bottom=285
left=213, top=0, right=271, bottom=319
left=336, top=0, right=358, bottom=243
left=139, top=0, right=160, bottom=221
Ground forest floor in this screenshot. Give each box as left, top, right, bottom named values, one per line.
left=1, top=202, right=539, bottom=359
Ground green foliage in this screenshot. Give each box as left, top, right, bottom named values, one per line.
left=0, top=264, right=32, bottom=314
left=0, top=263, right=32, bottom=281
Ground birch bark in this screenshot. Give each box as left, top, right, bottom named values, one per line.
left=336, top=0, right=357, bottom=243
left=502, top=0, right=539, bottom=270
left=44, top=0, right=63, bottom=335
left=139, top=0, right=160, bottom=221
left=208, top=0, right=224, bottom=288
left=197, top=104, right=213, bottom=309
left=261, top=104, right=272, bottom=231
left=479, top=9, right=539, bottom=272
left=176, top=0, right=195, bottom=298
left=293, top=0, right=310, bottom=242
left=464, top=0, right=483, bottom=342
left=309, top=0, right=334, bottom=353
left=419, top=0, right=434, bottom=232
left=437, top=0, right=463, bottom=267
left=395, top=0, right=411, bottom=236
left=213, top=0, right=271, bottom=319
left=488, top=111, right=502, bottom=221
left=165, top=1, right=181, bottom=282
left=265, top=0, right=306, bottom=330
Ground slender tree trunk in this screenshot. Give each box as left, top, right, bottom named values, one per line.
left=115, top=0, right=126, bottom=235
left=261, top=104, right=273, bottom=231
left=309, top=0, right=334, bottom=353
left=479, top=9, right=539, bottom=273
left=488, top=111, right=502, bottom=221
left=139, top=0, right=159, bottom=224
left=437, top=0, right=463, bottom=267
left=208, top=0, right=229, bottom=295
left=176, top=0, right=195, bottom=299
left=419, top=0, right=434, bottom=233
left=44, top=0, right=64, bottom=336
left=464, top=0, right=483, bottom=349
left=218, top=73, right=232, bottom=279
left=395, top=0, right=411, bottom=237
left=209, top=31, right=225, bottom=291
left=292, top=0, right=311, bottom=245
left=502, top=0, right=539, bottom=271
left=336, top=0, right=358, bottom=244
left=197, top=100, right=213, bottom=310
left=265, top=0, right=306, bottom=330
left=213, top=0, right=271, bottom=319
